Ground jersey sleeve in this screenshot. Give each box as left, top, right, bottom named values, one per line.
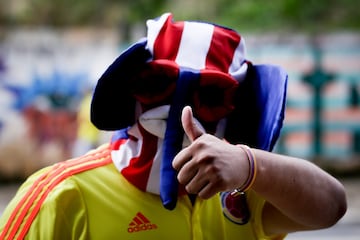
left=247, top=190, right=287, bottom=240
left=0, top=170, right=88, bottom=240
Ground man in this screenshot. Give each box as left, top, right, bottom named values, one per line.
left=0, top=13, right=346, bottom=239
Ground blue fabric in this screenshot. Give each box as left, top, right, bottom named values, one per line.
left=253, top=65, right=288, bottom=151
left=91, top=40, right=151, bottom=130
left=224, top=64, right=287, bottom=151
left=161, top=69, right=200, bottom=210
left=111, top=127, right=130, bottom=142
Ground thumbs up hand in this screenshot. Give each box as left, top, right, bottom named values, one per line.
left=180, top=106, right=204, bottom=142
left=172, top=106, right=250, bottom=199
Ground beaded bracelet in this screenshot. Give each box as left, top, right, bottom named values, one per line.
left=231, top=144, right=257, bottom=196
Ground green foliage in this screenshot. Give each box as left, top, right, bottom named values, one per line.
left=6, top=0, right=102, bottom=26
left=3, top=0, right=164, bottom=27
left=124, top=0, right=167, bottom=21
left=214, top=0, right=360, bottom=32
left=1, top=0, right=359, bottom=32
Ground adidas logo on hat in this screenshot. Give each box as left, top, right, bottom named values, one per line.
left=128, top=212, right=158, bottom=233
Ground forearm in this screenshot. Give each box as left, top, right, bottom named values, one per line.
left=250, top=148, right=347, bottom=233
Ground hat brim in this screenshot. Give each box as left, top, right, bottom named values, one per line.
left=91, top=40, right=150, bottom=130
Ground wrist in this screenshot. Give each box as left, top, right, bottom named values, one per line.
left=231, top=144, right=257, bottom=196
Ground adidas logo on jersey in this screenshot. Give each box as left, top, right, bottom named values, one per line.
left=128, top=212, right=158, bottom=233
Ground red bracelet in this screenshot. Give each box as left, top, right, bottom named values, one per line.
left=231, top=144, right=257, bottom=196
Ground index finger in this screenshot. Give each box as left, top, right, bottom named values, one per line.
left=172, top=146, right=192, bottom=171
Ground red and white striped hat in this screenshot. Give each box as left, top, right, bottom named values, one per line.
left=91, top=13, right=249, bottom=131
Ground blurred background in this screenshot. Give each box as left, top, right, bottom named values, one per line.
left=0, top=0, right=359, bottom=239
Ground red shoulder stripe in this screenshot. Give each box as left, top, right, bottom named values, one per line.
left=1, top=145, right=112, bottom=240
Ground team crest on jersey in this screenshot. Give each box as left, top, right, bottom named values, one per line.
left=220, top=191, right=250, bottom=225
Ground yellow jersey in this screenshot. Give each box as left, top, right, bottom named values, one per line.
left=0, top=144, right=284, bottom=240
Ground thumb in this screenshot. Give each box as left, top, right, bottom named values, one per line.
left=181, top=106, right=204, bottom=142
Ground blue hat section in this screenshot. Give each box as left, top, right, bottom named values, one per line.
left=224, top=64, right=287, bottom=152
left=91, top=40, right=151, bottom=130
